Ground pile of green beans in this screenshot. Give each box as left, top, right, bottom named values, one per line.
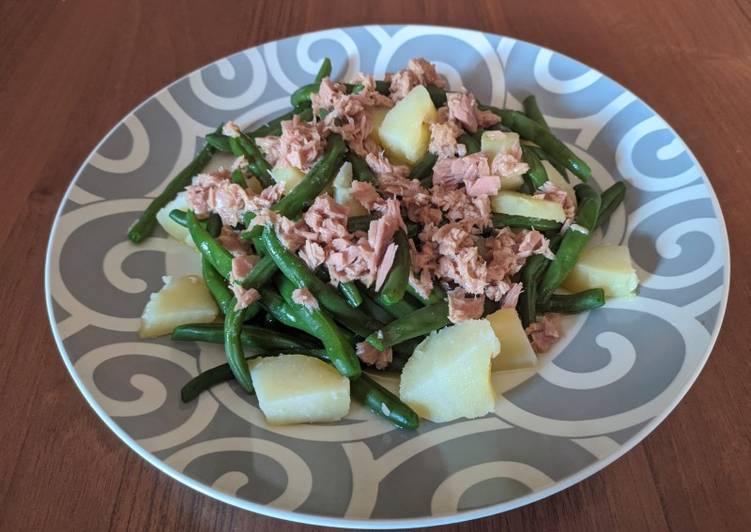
left=124, top=56, right=631, bottom=431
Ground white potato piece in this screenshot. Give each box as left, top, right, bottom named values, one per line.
left=486, top=308, right=538, bottom=371
left=399, top=320, right=500, bottom=423
left=332, top=161, right=368, bottom=216
left=541, top=160, right=576, bottom=208
left=563, top=244, right=639, bottom=297
left=139, top=275, right=218, bottom=338
left=481, top=131, right=526, bottom=190
left=491, top=191, right=567, bottom=222
left=377, top=85, right=437, bottom=164
left=271, top=164, right=305, bottom=193
left=156, top=192, right=193, bottom=246
left=250, top=355, right=350, bottom=425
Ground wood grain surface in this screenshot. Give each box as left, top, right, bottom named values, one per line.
left=1, top=0, right=750, bottom=530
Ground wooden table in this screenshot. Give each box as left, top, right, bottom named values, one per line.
left=2, top=0, right=749, bottom=530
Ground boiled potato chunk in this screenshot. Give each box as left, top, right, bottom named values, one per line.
left=563, top=245, right=639, bottom=297
left=491, top=191, right=566, bottom=222
left=156, top=192, right=193, bottom=246
left=399, top=319, right=500, bottom=422
left=271, top=164, right=305, bottom=193
left=481, top=131, right=525, bottom=190
left=250, top=355, right=350, bottom=425
left=139, top=275, right=218, bottom=338
left=377, top=85, right=437, bottom=165
left=542, top=160, right=576, bottom=208
left=486, top=308, right=538, bottom=371
left=332, top=161, right=368, bottom=216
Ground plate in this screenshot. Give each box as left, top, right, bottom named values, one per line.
left=45, top=25, right=730, bottom=528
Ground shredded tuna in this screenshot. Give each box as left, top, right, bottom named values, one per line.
left=502, top=282, right=524, bottom=309
left=312, top=77, right=392, bottom=155
left=407, top=58, right=446, bottom=88
left=274, top=216, right=308, bottom=252
left=291, top=287, right=319, bottom=310
left=428, top=120, right=465, bottom=159
left=222, top=121, right=241, bottom=138
left=298, top=240, right=326, bottom=270
left=482, top=131, right=529, bottom=182
left=534, top=181, right=576, bottom=220
left=466, top=175, right=501, bottom=197
left=432, top=223, right=487, bottom=294
left=374, top=242, right=398, bottom=291
left=447, top=288, right=485, bottom=324
left=300, top=194, right=350, bottom=246
left=349, top=180, right=383, bottom=211
left=526, top=314, right=561, bottom=353
left=230, top=255, right=259, bottom=283
left=230, top=285, right=260, bottom=311
left=446, top=92, right=500, bottom=133
left=325, top=233, right=377, bottom=286
left=368, top=199, right=406, bottom=266
left=217, top=227, right=251, bottom=257
left=230, top=155, right=249, bottom=172
left=389, top=69, right=419, bottom=101
left=356, top=342, right=393, bottom=370
left=517, top=230, right=555, bottom=260
left=432, top=153, right=490, bottom=188
left=255, top=115, right=326, bottom=171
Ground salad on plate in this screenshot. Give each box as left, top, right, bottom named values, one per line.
left=128, top=57, right=638, bottom=429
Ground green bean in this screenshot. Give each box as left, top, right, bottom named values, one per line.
left=346, top=151, right=378, bottom=184
left=236, top=133, right=274, bottom=188
left=539, top=185, right=601, bottom=300
left=350, top=374, right=420, bottom=429
left=242, top=134, right=348, bottom=242
left=379, top=230, right=410, bottom=304
left=262, top=226, right=382, bottom=337
left=482, top=107, right=591, bottom=181
left=516, top=254, right=547, bottom=328
left=290, top=82, right=319, bottom=108
left=405, top=283, right=446, bottom=306
left=410, top=152, right=438, bottom=183
left=339, top=281, right=363, bottom=308
left=523, top=95, right=549, bottom=130
left=239, top=254, right=278, bottom=289
left=223, top=302, right=255, bottom=393
left=289, top=58, right=333, bottom=108
left=459, top=133, right=481, bottom=154
left=366, top=284, right=419, bottom=319
left=205, top=132, right=232, bottom=152
left=491, top=213, right=562, bottom=232
left=537, top=289, right=606, bottom=314
left=425, top=85, right=447, bottom=107
left=525, top=143, right=570, bottom=183
left=359, top=291, right=396, bottom=324
left=596, top=182, right=627, bottom=229
left=202, top=258, right=233, bottom=314
left=314, top=57, right=332, bottom=83
left=346, top=80, right=390, bottom=96
left=185, top=211, right=234, bottom=278
left=365, top=300, right=449, bottom=351
left=180, top=348, right=328, bottom=403
left=258, top=285, right=317, bottom=337
left=391, top=336, right=423, bottom=359
left=171, top=323, right=315, bottom=350
left=521, top=144, right=548, bottom=190
left=127, top=132, right=217, bottom=243
left=277, top=276, right=361, bottom=378
left=231, top=168, right=248, bottom=188
left=205, top=213, right=222, bottom=237
left=273, top=134, right=346, bottom=217
left=249, top=107, right=314, bottom=138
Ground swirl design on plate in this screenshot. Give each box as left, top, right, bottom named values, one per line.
left=46, top=25, right=729, bottom=525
